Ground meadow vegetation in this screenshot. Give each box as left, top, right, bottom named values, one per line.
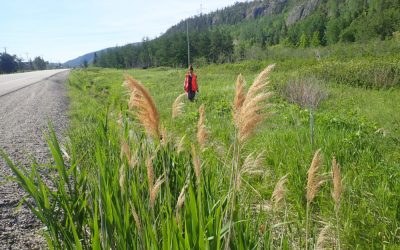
left=2, top=42, right=400, bottom=249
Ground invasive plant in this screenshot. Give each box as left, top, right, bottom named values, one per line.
left=125, top=76, right=160, bottom=138
left=225, top=64, right=275, bottom=248
left=332, top=157, right=342, bottom=250
left=172, top=93, right=186, bottom=118
left=284, top=77, right=328, bottom=110
left=197, top=104, right=208, bottom=151
left=283, top=77, right=328, bottom=149
left=306, top=149, right=325, bottom=249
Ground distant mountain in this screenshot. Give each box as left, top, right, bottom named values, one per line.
left=64, top=42, right=142, bottom=68
left=63, top=48, right=107, bottom=68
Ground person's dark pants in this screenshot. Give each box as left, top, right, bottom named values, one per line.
left=188, top=91, right=196, bottom=101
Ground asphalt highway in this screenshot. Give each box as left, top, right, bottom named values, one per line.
left=0, top=69, right=69, bottom=97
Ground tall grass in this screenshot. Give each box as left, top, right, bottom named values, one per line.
left=2, top=52, right=400, bottom=249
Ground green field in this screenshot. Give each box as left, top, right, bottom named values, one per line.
left=4, top=44, right=400, bottom=249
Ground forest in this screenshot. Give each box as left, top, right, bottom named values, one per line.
left=95, top=0, right=400, bottom=69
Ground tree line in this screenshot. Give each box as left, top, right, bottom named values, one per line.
left=0, top=53, right=51, bottom=74
left=96, top=28, right=234, bottom=68
left=94, top=0, right=400, bottom=69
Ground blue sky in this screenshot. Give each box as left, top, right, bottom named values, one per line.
left=1, top=0, right=244, bottom=63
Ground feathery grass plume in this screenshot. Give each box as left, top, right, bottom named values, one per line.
left=252, top=201, right=272, bottom=212
left=237, top=151, right=265, bottom=189
left=119, top=164, right=125, bottom=194
left=191, top=144, right=201, bottom=185
left=233, top=74, right=246, bottom=123
left=316, top=223, right=334, bottom=250
left=236, top=64, right=275, bottom=143
left=271, top=174, right=288, bottom=210
left=241, top=151, right=265, bottom=175
left=172, top=93, right=186, bottom=118
left=161, top=126, right=169, bottom=146
left=117, top=111, right=123, bottom=128
left=332, top=157, right=342, bottom=207
left=307, top=149, right=324, bottom=203
left=150, top=176, right=164, bottom=209
left=175, top=182, right=188, bottom=224
left=130, top=202, right=141, bottom=232
left=213, top=142, right=228, bottom=160
left=306, top=149, right=324, bottom=250
left=120, top=140, right=131, bottom=161
left=125, top=76, right=160, bottom=139
left=146, top=157, right=154, bottom=195
left=128, top=149, right=138, bottom=169
left=175, top=135, right=186, bottom=153
left=197, top=104, right=208, bottom=150
left=332, top=157, right=342, bottom=250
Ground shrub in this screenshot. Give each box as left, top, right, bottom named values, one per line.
left=312, top=59, right=400, bottom=88
left=283, top=77, right=328, bottom=109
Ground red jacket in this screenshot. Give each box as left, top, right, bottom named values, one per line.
left=184, top=73, right=198, bottom=92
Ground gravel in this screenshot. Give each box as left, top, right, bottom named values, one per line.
left=0, top=71, right=70, bottom=249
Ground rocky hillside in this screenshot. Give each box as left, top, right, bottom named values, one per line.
left=166, top=0, right=321, bottom=34
left=75, top=0, right=400, bottom=68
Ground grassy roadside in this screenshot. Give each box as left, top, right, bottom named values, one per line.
left=3, top=51, right=400, bottom=248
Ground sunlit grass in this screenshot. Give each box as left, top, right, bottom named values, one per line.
left=2, top=54, right=400, bottom=249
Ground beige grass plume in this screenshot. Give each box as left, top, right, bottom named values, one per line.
left=175, top=135, right=186, bottom=153
left=271, top=174, right=288, bottom=210
left=117, top=111, right=123, bottom=128
left=175, top=182, right=188, bottom=224
left=120, top=140, right=130, bottom=159
left=332, top=156, right=342, bottom=250
left=172, top=93, right=186, bottom=118
left=235, top=64, right=275, bottom=143
left=119, top=164, right=126, bottom=194
left=147, top=154, right=164, bottom=209
left=191, top=144, right=201, bottom=185
left=332, top=157, right=342, bottom=207
left=128, top=149, right=138, bottom=169
left=233, top=74, right=246, bottom=123
left=197, top=104, right=208, bottom=150
left=125, top=76, right=160, bottom=139
left=316, top=223, right=334, bottom=250
left=236, top=151, right=265, bottom=189
left=120, top=140, right=137, bottom=168
left=130, top=202, right=142, bottom=232
left=307, top=149, right=325, bottom=203
left=150, top=176, right=165, bottom=209
left=161, top=126, right=169, bottom=146
left=146, top=156, right=154, bottom=196
left=241, top=151, right=265, bottom=175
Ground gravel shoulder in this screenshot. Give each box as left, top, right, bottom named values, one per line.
left=0, top=71, right=70, bottom=249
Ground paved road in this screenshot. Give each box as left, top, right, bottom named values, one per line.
left=0, top=70, right=70, bottom=249
left=0, top=69, right=68, bottom=97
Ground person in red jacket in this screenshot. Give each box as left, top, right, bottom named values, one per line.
left=184, top=64, right=198, bottom=102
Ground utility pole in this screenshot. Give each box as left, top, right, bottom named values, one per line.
left=3, top=47, right=6, bottom=53
left=186, top=21, right=190, bottom=66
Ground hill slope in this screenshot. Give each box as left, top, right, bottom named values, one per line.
left=79, top=0, right=400, bottom=68
left=63, top=49, right=106, bottom=68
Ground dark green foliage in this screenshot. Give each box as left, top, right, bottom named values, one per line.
left=311, top=59, right=400, bottom=88
left=33, top=56, right=48, bottom=70
left=93, top=0, right=400, bottom=69
left=0, top=53, right=19, bottom=73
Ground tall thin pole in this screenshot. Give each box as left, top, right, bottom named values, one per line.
left=186, top=21, right=190, bottom=66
